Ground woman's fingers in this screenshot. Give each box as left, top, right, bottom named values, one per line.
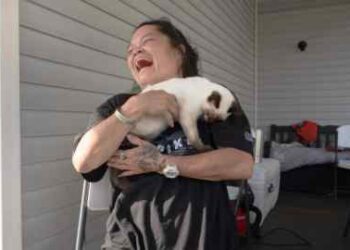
left=118, top=170, right=143, bottom=177
left=141, top=90, right=179, bottom=123
left=107, top=157, right=146, bottom=177
left=163, top=111, right=174, bottom=127
left=107, top=146, right=144, bottom=170
left=126, top=134, right=145, bottom=146
left=166, top=94, right=179, bottom=121
left=107, top=159, right=136, bottom=170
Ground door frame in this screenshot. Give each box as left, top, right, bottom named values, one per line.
left=0, top=0, right=22, bottom=249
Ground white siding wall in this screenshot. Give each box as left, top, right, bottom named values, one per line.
left=20, top=0, right=256, bottom=249
left=258, top=4, right=350, bottom=137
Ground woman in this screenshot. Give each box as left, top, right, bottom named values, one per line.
left=73, top=19, right=254, bottom=250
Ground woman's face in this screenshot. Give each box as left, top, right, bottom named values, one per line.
left=127, top=25, right=183, bottom=88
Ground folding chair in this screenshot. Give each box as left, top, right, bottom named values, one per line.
left=75, top=170, right=113, bottom=250
left=335, top=125, right=350, bottom=237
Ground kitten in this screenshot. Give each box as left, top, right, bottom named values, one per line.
left=130, top=76, right=237, bottom=151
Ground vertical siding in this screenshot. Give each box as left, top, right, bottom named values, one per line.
left=258, top=4, right=350, bottom=137
left=20, top=0, right=256, bottom=249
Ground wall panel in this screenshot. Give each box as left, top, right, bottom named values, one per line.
left=258, top=4, right=350, bottom=138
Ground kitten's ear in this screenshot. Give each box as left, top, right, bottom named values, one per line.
left=207, top=91, right=221, bottom=108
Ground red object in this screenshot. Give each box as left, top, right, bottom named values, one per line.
left=236, top=208, right=247, bottom=236
left=293, top=120, right=318, bottom=144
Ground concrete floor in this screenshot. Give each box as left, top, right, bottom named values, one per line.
left=241, top=191, right=350, bottom=250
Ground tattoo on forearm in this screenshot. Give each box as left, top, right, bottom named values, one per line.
left=136, top=144, right=164, bottom=172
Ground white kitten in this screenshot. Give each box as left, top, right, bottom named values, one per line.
left=130, top=77, right=237, bottom=151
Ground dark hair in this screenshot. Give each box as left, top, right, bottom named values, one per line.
left=135, top=19, right=199, bottom=77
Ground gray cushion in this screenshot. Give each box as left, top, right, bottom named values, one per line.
left=270, top=142, right=335, bottom=172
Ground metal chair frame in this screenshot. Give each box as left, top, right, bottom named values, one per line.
left=75, top=169, right=112, bottom=250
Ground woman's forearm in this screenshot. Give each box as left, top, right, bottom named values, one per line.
left=72, top=113, right=132, bottom=173
left=164, top=148, right=254, bottom=181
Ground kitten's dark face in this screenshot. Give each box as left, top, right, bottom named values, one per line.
left=207, top=91, right=221, bottom=109
left=204, top=90, right=236, bottom=122
left=228, top=100, right=242, bottom=116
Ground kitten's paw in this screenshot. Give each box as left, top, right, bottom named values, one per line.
left=191, top=140, right=212, bottom=152
left=197, top=144, right=213, bottom=152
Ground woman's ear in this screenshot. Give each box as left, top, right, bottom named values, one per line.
left=179, top=44, right=186, bottom=55
left=175, top=44, right=185, bottom=59
left=174, top=45, right=186, bottom=76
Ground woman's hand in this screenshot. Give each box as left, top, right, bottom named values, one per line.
left=121, top=90, right=179, bottom=127
left=107, top=134, right=166, bottom=177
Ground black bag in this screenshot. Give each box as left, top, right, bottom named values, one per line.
left=207, top=123, right=262, bottom=238
left=237, top=182, right=262, bottom=239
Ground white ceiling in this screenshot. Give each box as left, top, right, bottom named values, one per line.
left=258, top=0, right=350, bottom=13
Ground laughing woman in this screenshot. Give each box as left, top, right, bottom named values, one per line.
left=72, top=19, right=254, bottom=250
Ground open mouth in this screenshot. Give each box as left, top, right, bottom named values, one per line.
left=135, top=58, right=153, bottom=72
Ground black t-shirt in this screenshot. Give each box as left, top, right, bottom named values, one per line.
left=74, top=93, right=253, bottom=250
